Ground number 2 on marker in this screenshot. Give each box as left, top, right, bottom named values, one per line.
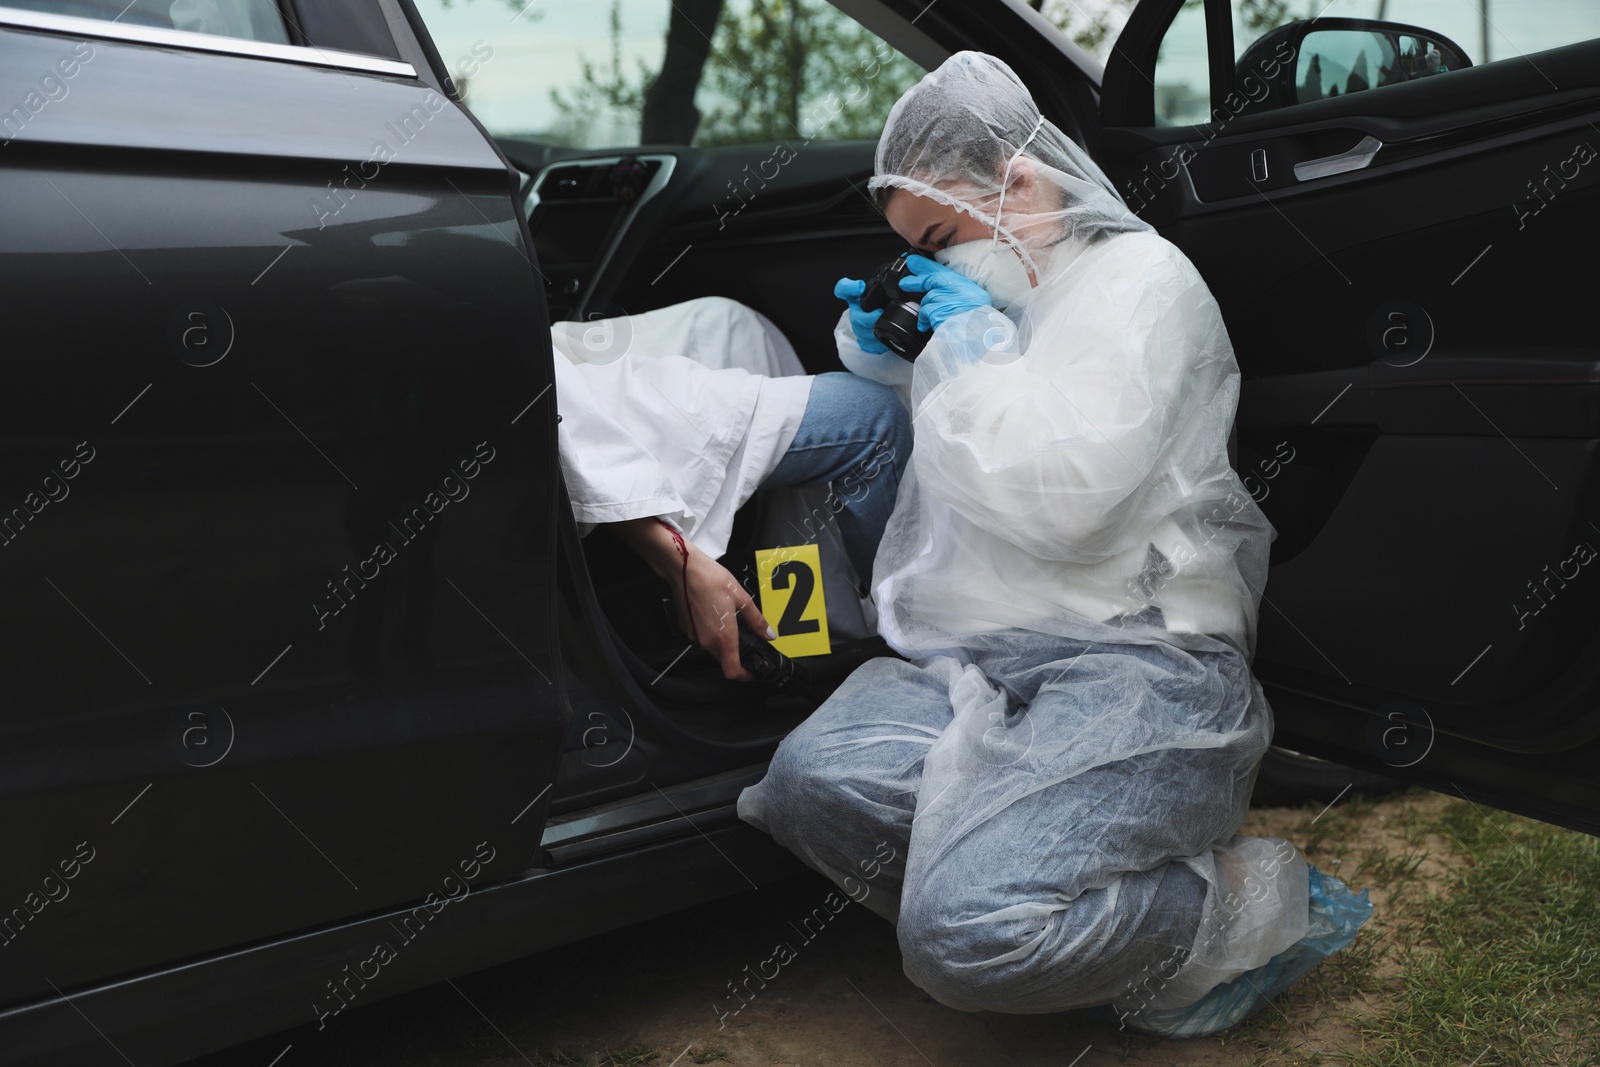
left=755, top=544, right=831, bottom=658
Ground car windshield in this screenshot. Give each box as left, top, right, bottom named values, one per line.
left=411, top=0, right=925, bottom=148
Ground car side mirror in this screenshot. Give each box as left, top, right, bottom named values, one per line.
left=1235, top=18, right=1472, bottom=115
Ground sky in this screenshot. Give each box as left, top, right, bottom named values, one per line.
left=408, top=0, right=1600, bottom=142
left=413, top=0, right=672, bottom=140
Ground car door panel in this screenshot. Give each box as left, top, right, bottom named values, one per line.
left=1095, top=1, right=1600, bottom=830
left=499, top=139, right=905, bottom=375
left=484, top=138, right=905, bottom=824
left=1145, top=112, right=1600, bottom=731
left=0, top=811, right=800, bottom=1066
left=623, top=145, right=906, bottom=373
left=0, top=15, right=564, bottom=1010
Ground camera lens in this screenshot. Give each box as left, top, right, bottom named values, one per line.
left=862, top=253, right=928, bottom=360
left=875, top=302, right=928, bottom=359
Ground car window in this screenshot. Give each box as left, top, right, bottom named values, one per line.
left=1151, top=0, right=1210, bottom=126
left=407, top=0, right=925, bottom=148
left=1152, top=0, right=1600, bottom=122
left=0, top=0, right=288, bottom=43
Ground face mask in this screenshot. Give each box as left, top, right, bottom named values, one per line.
left=932, top=117, right=1045, bottom=310
left=936, top=238, right=1034, bottom=309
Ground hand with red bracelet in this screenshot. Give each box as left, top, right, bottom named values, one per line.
left=613, top=517, right=776, bottom=681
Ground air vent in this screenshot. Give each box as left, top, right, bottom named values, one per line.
left=538, top=158, right=662, bottom=203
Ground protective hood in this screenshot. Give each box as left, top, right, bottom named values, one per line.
left=861, top=51, right=1275, bottom=660
left=868, top=50, right=1152, bottom=285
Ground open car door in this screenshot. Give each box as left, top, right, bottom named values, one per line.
left=1093, top=0, right=1600, bottom=833
left=0, top=3, right=566, bottom=1060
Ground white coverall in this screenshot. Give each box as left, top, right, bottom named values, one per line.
left=738, top=50, right=1372, bottom=1038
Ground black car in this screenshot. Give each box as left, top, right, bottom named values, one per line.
left=1, top=0, right=1596, bottom=1062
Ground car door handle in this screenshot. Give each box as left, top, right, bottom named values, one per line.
left=1293, top=135, right=1383, bottom=181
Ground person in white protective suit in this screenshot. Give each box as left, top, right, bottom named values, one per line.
left=552, top=296, right=909, bottom=680
left=737, top=51, right=1372, bottom=1037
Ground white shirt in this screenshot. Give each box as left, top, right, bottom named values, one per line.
left=551, top=297, right=813, bottom=559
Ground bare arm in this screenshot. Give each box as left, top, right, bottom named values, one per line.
left=611, top=517, right=776, bottom=682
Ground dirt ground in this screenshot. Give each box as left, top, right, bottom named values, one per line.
left=192, top=787, right=1478, bottom=1067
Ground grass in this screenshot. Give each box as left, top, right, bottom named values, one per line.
left=1351, top=843, right=1428, bottom=886
left=1113, top=790, right=1598, bottom=1067
left=1207, top=787, right=1599, bottom=1067
left=1339, top=797, right=1600, bottom=1067
left=531, top=1047, right=658, bottom=1067
left=522, top=1036, right=720, bottom=1065
left=508, top=790, right=1598, bottom=1067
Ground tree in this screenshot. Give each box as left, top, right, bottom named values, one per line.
left=696, top=0, right=916, bottom=145
left=1235, top=0, right=1296, bottom=36
left=547, top=2, right=650, bottom=146
left=432, top=0, right=541, bottom=17
left=1036, top=0, right=1137, bottom=59
left=545, top=0, right=920, bottom=147
left=640, top=0, right=726, bottom=143
left=1036, top=0, right=1299, bottom=61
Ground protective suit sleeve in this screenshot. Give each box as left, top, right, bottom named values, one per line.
left=907, top=234, right=1221, bottom=563
left=834, top=309, right=913, bottom=407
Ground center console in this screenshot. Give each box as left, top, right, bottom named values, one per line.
left=523, top=153, right=676, bottom=322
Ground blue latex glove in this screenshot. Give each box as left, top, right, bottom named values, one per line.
left=897, top=253, right=993, bottom=332
left=834, top=277, right=889, bottom=355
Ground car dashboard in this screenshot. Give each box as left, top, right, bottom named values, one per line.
left=514, top=153, right=678, bottom=323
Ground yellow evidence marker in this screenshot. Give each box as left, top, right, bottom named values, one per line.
left=754, top=544, right=831, bottom=658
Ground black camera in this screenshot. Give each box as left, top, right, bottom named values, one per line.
left=859, top=253, right=930, bottom=361
left=738, top=622, right=813, bottom=694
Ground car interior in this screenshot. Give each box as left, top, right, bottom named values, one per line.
left=437, top=2, right=1113, bottom=834
left=464, top=5, right=1168, bottom=827
left=517, top=136, right=919, bottom=819
left=414, top=7, right=961, bottom=824
left=410, top=0, right=1600, bottom=837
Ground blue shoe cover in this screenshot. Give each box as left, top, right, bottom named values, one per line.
left=1108, top=864, right=1372, bottom=1039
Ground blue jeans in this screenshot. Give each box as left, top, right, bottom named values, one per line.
left=739, top=630, right=1273, bottom=1015
left=760, top=372, right=911, bottom=582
